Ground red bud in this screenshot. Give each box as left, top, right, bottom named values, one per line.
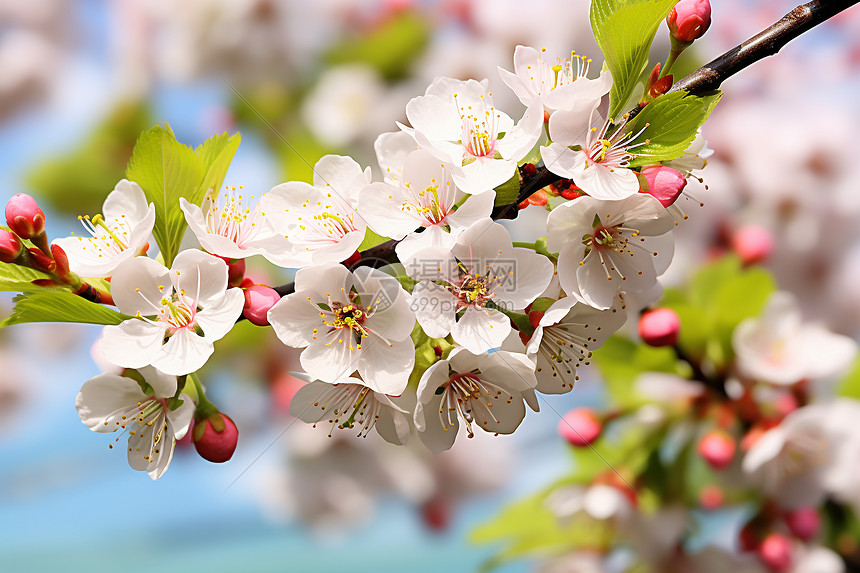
left=193, top=413, right=239, bottom=463
left=559, top=407, right=602, bottom=447
left=698, top=429, right=736, bottom=470
left=667, top=0, right=712, bottom=43
left=638, top=307, right=681, bottom=347
left=0, top=229, right=23, bottom=263
left=758, top=533, right=792, bottom=572
left=785, top=507, right=821, bottom=541
left=5, top=193, right=46, bottom=239
left=243, top=285, right=281, bottom=326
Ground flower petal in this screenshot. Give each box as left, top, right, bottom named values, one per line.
left=98, top=320, right=166, bottom=369
left=76, top=374, right=148, bottom=432
left=171, top=249, right=229, bottom=308
left=110, top=257, right=170, bottom=317
left=153, top=328, right=214, bottom=376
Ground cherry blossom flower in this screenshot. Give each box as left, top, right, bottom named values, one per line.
left=526, top=294, right=627, bottom=394
left=742, top=401, right=860, bottom=509
left=179, top=186, right=285, bottom=262
left=75, top=366, right=194, bottom=480
left=53, top=179, right=155, bottom=278
left=357, top=149, right=494, bottom=263
left=547, top=194, right=674, bottom=310
left=405, top=218, right=554, bottom=353
left=267, top=263, right=416, bottom=395
left=289, top=375, right=410, bottom=446
left=733, top=292, right=857, bottom=386
left=97, top=250, right=245, bottom=376
left=402, top=76, right=543, bottom=195
left=414, top=347, right=537, bottom=453
left=541, top=96, right=650, bottom=200
left=258, top=155, right=369, bottom=268
left=498, top=45, right=613, bottom=112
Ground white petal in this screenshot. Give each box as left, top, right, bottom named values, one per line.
left=98, top=320, right=166, bottom=369
left=268, top=293, right=324, bottom=348
left=166, top=393, right=196, bottom=441
left=301, top=332, right=357, bottom=383
left=196, top=288, right=245, bottom=342
left=547, top=98, right=600, bottom=146
left=358, top=181, right=420, bottom=239
left=394, top=226, right=456, bottom=264
left=110, top=257, right=170, bottom=317
left=576, top=163, right=640, bottom=200
left=180, top=198, right=257, bottom=259
left=496, top=99, right=543, bottom=161
left=540, top=143, right=588, bottom=180
left=492, top=248, right=553, bottom=310
left=76, top=374, right=148, bottom=432
left=412, top=281, right=458, bottom=338
left=453, top=156, right=517, bottom=195
left=138, top=366, right=177, bottom=399
left=445, top=190, right=495, bottom=230
left=313, top=155, right=367, bottom=205
left=171, top=249, right=229, bottom=307
left=153, top=328, right=214, bottom=376
left=358, top=337, right=414, bottom=395
left=102, top=180, right=150, bottom=222
left=452, top=306, right=510, bottom=353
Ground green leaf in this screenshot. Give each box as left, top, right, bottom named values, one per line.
left=0, top=262, right=56, bottom=292
left=126, top=125, right=240, bottom=267
left=3, top=291, right=131, bottom=328
left=592, top=336, right=681, bottom=408
left=493, top=170, right=521, bottom=207
left=837, top=357, right=860, bottom=400
left=590, top=0, right=678, bottom=119
left=357, top=228, right=391, bottom=251
left=627, top=90, right=722, bottom=167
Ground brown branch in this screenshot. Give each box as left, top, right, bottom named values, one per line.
left=263, top=0, right=858, bottom=303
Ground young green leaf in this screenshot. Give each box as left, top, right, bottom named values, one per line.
left=3, top=291, right=132, bottom=328
left=126, top=125, right=240, bottom=267
left=590, top=0, right=678, bottom=119
left=0, top=262, right=56, bottom=293
left=627, top=90, right=722, bottom=167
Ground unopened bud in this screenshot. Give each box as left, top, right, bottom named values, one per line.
left=732, top=225, right=773, bottom=265
left=758, top=533, right=792, bottom=572
left=26, top=247, right=56, bottom=273
left=343, top=250, right=362, bottom=268
left=667, top=0, right=711, bottom=43
left=0, top=229, right=23, bottom=263
left=216, top=256, right=246, bottom=288
left=699, top=484, right=724, bottom=509
left=192, top=412, right=239, bottom=463
left=50, top=243, right=72, bottom=282
left=559, top=407, right=602, bottom=447
left=698, top=429, right=736, bottom=470
left=5, top=193, right=46, bottom=239
left=640, top=166, right=686, bottom=208
left=244, top=285, right=281, bottom=326
left=638, top=307, right=680, bottom=347
left=785, top=507, right=821, bottom=541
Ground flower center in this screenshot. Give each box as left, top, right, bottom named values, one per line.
left=437, top=371, right=514, bottom=438
left=584, top=114, right=651, bottom=168
left=550, top=51, right=592, bottom=90
left=455, top=92, right=501, bottom=159
left=207, top=186, right=263, bottom=248
left=77, top=213, right=131, bottom=255
left=311, top=384, right=382, bottom=438
left=446, top=272, right=496, bottom=309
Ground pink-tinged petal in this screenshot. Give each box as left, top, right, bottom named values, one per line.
left=576, top=164, right=640, bottom=200
left=166, top=393, right=195, bottom=440
left=153, top=329, right=214, bottom=376
left=294, top=263, right=353, bottom=303
left=196, top=288, right=245, bottom=342
left=498, top=65, right=534, bottom=108
left=267, top=294, right=322, bottom=348
left=358, top=337, right=414, bottom=395
left=99, top=320, right=166, bottom=368
left=541, top=143, right=588, bottom=180
left=405, top=94, right=462, bottom=144
left=102, top=180, right=150, bottom=223
left=445, top=190, right=495, bottom=231
left=453, top=156, right=517, bottom=195
left=394, top=226, right=456, bottom=264
left=138, top=366, right=177, bottom=399
left=492, top=248, right=554, bottom=310
left=412, top=281, right=457, bottom=338
left=76, top=374, right=148, bottom=432
left=358, top=181, right=421, bottom=239
left=180, top=198, right=253, bottom=260
left=301, top=332, right=357, bottom=383
left=547, top=98, right=601, bottom=146
left=110, top=257, right=170, bottom=317
left=452, top=306, right=510, bottom=353
left=496, top=100, right=543, bottom=161
left=452, top=218, right=513, bottom=267
left=171, top=249, right=229, bottom=308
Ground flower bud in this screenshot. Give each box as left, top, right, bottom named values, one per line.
left=244, top=285, right=281, bottom=326
left=216, top=256, right=246, bottom=288
left=667, top=0, right=711, bottom=43
left=638, top=307, right=680, bottom=347
left=50, top=243, right=72, bottom=282
left=0, top=229, right=23, bottom=263
left=697, top=429, right=736, bottom=470
left=5, top=193, right=46, bottom=239
left=758, top=533, right=792, bottom=572
left=192, top=412, right=239, bottom=463
left=559, top=407, right=602, bottom=447
left=785, top=507, right=821, bottom=541
left=699, top=484, right=724, bottom=510
left=640, top=166, right=686, bottom=208
left=732, top=225, right=773, bottom=265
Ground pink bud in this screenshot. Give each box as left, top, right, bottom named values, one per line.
left=667, top=0, right=711, bottom=43
left=785, top=507, right=821, bottom=541
left=697, top=429, right=736, bottom=470
left=216, top=255, right=246, bottom=288
left=699, top=484, right=724, bottom=510
left=243, top=285, right=281, bottom=326
left=0, top=229, right=22, bottom=263
left=192, top=413, right=239, bottom=463
left=558, top=407, right=602, bottom=447
left=732, top=226, right=773, bottom=265
left=640, top=165, right=686, bottom=208
left=759, top=533, right=792, bottom=572
left=5, top=193, right=46, bottom=239
left=638, top=307, right=680, bottom=347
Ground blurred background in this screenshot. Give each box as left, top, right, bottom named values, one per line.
left=1, top=1, right=859, bottom=571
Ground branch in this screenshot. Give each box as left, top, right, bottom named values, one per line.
left=263, top=0, right=858, bottom=303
